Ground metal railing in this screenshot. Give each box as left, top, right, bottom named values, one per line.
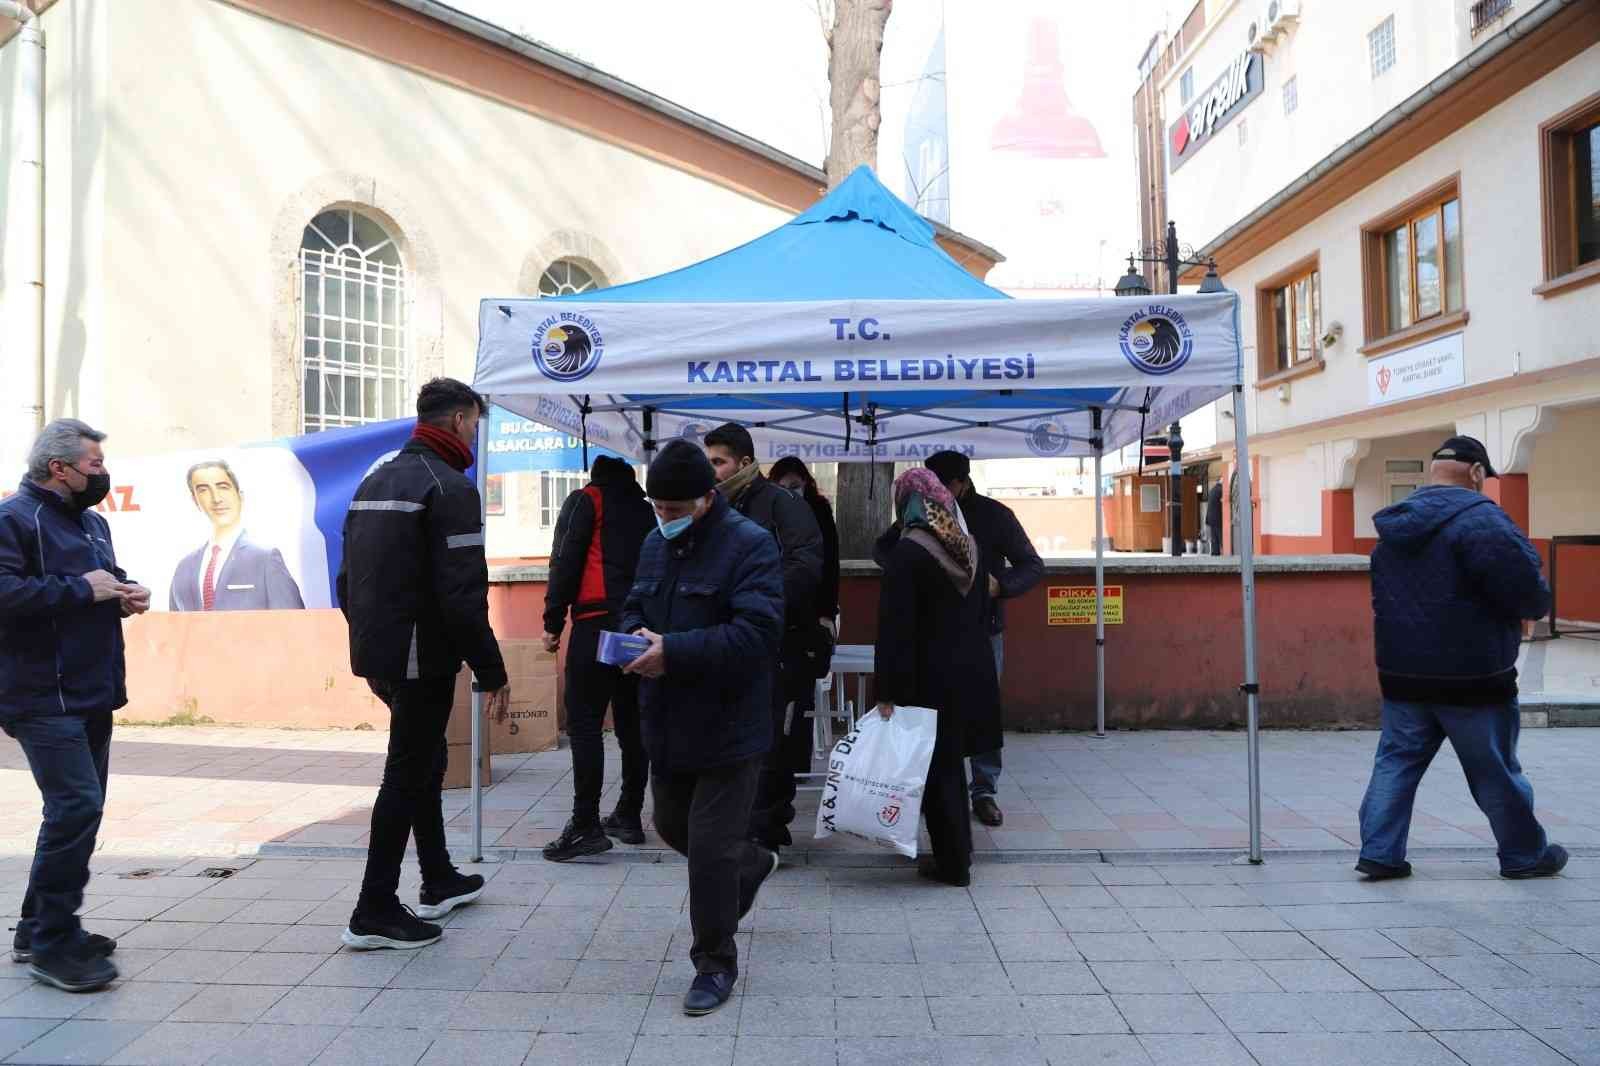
left=1470, top=0, right=1514, bottom=37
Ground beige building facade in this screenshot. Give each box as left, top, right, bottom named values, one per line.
left=1, top=0, right=999, bottom=557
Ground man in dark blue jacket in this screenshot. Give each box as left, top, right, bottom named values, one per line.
left=1360, top=435, right=1565, bottom=881
left=620, top=440, right=783, bottom=1017
left=0, top=420, right=150, bottom=993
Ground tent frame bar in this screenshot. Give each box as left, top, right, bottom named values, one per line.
left=1092, top=408, right=1106, bottom=739
left=1233, top=383, right=1263, bottom=863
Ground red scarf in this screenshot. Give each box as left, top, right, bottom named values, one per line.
left=412, top=422, right=474, bottom=472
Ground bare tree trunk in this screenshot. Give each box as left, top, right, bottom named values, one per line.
left=824, top=0, right=897, bottom=559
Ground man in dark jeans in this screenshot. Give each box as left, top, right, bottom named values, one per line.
left=540, top=455, right=656, bottom=861
left=924, top=451, right=1042, bottom=828
left=621, top=440, right=784, bottom=1016
left=1, top=419, right=151, bottom=992
left=702, top=423, right=821, bottom=852
left=337, top=379, right=509, bottom=949
left=1360, top=435, right=1566, bottom=881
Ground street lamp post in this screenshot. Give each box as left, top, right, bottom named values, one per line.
left=1115, top=222, right=1226, bottom=557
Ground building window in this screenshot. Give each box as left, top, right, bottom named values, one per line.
left=539, top=472, right=584, bottom=527
left=1256, top=258, right=1322, bottom=380
left=1369, top=16, right=1396, bottom=78
left=538, top=260, right=602, bottom=297
left=1282, top=76, right=1298, bottom=115
left=299, top=209, right=407, bottom=433
left=1237, top=118, right=1248, bottom=146
left=1384, top=459, right=1425, bottom=505
left=1360, top=177, right=1466, bottom=350
left=1537, top=92, right=1600, bottom=296
left=1179, top=67, right=1194, bottom=106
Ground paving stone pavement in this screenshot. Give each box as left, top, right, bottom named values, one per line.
left=0, top=852, right=1594, bottom=1064
left=6, top=727, right=1596, bottom=860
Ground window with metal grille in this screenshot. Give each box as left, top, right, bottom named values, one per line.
left=299, top=210, right=407, bottom=433
left=1283, top=76, right=1299, bottom=116
left=540, top=472, right=585, bottom=527
left=1470, top=0, right=1513, bottom=37
left=1369, top=16, right=1396, bottom=78
left=538, top=260, right=602, bottom=297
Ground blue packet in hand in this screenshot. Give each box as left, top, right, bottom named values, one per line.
left=597, top=630, right=652, bottom=667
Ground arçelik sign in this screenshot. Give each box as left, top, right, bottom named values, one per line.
left=1168, top=50, right=1263, bottom=171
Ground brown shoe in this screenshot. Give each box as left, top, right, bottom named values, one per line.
left=972, top=796, right=1003, bottom=828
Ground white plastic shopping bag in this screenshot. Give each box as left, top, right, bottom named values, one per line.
left=813, top=705, right=937, bottom=858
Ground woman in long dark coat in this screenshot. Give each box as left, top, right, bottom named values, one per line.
left=873, top=468, right=1002, bottom=887
left=768, top=457, right=840, bottom=631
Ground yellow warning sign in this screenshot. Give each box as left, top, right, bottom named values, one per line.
left=1047, top=585, right=1123, bottom=626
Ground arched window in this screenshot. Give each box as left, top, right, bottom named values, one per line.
left=300, top=209, right=408, bottom=432
left=538, top=259, right=602, bottom=297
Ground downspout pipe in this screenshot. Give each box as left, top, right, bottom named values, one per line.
left=2, top=1, right=43, bottom=473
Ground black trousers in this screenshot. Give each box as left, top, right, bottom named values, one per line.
left=749, top=645, right=813, bottom=848
left=358, top=677, right=456, bottom=912
left=652, top=756, right=768, bottom=976
left=5, top=711, right=112, bottom=957
left=564, top=620, right=648, bottom=824
left=924, top=713, right=973, bottom=882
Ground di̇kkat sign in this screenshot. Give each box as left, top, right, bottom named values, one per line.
left=1048, top=585, right=1124, bottom=626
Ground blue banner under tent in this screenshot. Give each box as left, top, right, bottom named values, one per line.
left=470, top=165, right=1266, bottom=863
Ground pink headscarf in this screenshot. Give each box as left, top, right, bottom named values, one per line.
left=892, top=467, right=976, bottom=593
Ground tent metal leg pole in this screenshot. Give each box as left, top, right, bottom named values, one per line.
left=1093, top=409, right=1106, bottom=739
left=471, top=416, right=488, bottom=863
left=1232, top=385, right=1263, bottom=864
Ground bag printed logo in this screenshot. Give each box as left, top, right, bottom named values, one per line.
left=877, top=802, right=901, bottom=828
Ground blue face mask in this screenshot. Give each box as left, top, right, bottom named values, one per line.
left=657, top=514, right=693, bottom=540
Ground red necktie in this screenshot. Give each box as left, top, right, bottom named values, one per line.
left=202, top=545, right=221, bottom=611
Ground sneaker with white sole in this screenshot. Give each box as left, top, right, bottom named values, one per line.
left=415, top=872, right=485, bottom=920
left=340, top=904, right=441, bottom=950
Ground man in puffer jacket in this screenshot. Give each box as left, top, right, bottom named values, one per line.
left=1359, top=435, right=1565, bottom=881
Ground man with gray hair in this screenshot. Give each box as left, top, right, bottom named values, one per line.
left=0, top=419, right=149, bottom=992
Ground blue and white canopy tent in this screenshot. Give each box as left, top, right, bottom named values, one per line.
left=470, top=167, right=1265, bottom=861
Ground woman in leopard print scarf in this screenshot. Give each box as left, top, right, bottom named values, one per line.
left=892, top=467, right=976, bottom=595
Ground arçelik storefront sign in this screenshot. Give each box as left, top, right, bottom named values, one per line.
left=1168, top=50, right=1263, bottom=171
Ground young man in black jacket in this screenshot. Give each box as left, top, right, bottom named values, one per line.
left=621, top=441, right=784, bottom=1015
left=702, top=423, right=823, bottom=851
left=924, top=451, right=1044, bottom=828
left=541, top=455, right=656, bottom=861
left=337, top=378, right=508, bottom=950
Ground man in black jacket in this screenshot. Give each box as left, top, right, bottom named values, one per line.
left=541, top=455, right=656, bottom=861
left=622, top=441, right=783, bottom=1016
left=925, top=452, right=1044, bottom=828
left=337, top=378, right=508, bottom=950
left=0, top=420, right=149, bottom=993
left=703, top=423, right=823, bottom=851
left=1206, top=479, right=1224, bottom=556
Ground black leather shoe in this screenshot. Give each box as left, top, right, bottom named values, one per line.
left=972, top=796, right=1004, bottom=828
left=12, top=927, right=116, bottom=965
left=28, top=945, right=118, bottom=993
left=415, top=871, right=485, bottom=919
left=602, top=809, right=646, bottom=846
left=682, top=971, right=736, bottom=1016
left=1354, top=858, right=1413, bottom=881
left=543, top=819, right=613, bottom=863
left=1502, top=844, right=1569, bottom=880
left=917, top=857, right=971, bottom=888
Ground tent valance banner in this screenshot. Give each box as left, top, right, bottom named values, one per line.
left=474, top=295, right=1240, bottom=462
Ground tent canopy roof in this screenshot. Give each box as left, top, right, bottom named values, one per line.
left=473, top=166, right=1239, bottom=462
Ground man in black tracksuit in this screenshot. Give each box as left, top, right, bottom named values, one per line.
left=540, top=455, right=657, bottom=861
left=924, top=452, right=1043, bottom=828
left=337, top=378, right=508, bottom=950
left=702, top=424, right=822, bottom=851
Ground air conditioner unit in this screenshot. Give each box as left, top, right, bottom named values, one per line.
left=1266, top=0, right=1301, bottom=38
left=1246, top=17, right=1271, bottom=53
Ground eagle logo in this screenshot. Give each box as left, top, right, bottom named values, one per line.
left=1119, top=309, right=1194, bottom=376
left=1026, top=418, right=1071, bottom=457
left=532, top=316, right=605, bottom=382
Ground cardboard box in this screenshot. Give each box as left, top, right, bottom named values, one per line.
left=447, top=640, right=561, bottom=755
left=441, top=740, right=490, bottom=789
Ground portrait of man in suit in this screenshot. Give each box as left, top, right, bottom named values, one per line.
left=169, top=460, right=305, bottom=611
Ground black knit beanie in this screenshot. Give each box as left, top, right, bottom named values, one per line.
left=645, top=440, right=716, bottom=501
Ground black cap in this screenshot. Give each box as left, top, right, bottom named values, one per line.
left=645, top=440, right=716, bottom=501
left=1432, top=435, right=1497, bottom=478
